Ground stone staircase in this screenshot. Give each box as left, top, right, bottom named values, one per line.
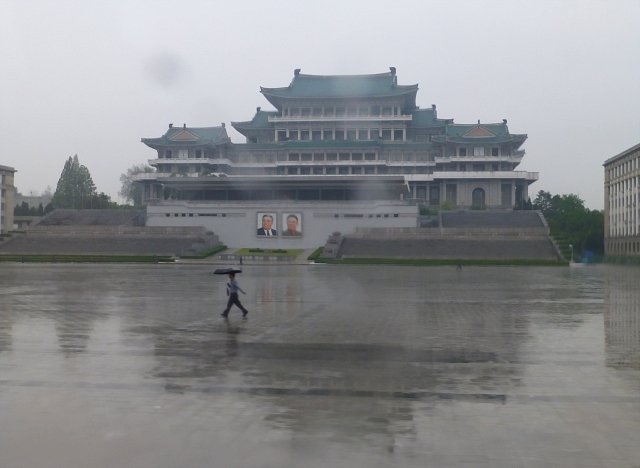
left=328, top=210, right=562, bottom=261
left=0, top=209, right=221, bottom=257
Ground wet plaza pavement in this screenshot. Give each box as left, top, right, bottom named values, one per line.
left=1, top=263, right=640, bottom=467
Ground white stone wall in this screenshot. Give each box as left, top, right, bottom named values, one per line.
left=146, top=201, right=418, bottom=248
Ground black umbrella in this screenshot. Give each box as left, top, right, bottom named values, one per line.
left=213, top=268, right=242, bottom=275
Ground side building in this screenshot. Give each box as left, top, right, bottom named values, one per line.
left=604, top=142, right=640, bottom=258
left=0, top=165, right=16, bottom=234
left=135, top=69, right=538, bottom=248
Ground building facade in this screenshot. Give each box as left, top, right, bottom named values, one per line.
left=136, top=69, right=538, bottom=248
left=0, top=165, right=16, bottom=234
left=604, top=142, right=640, bottom=257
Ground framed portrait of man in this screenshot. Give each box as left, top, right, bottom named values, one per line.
left=257, top=212, right=277, bottom=237
left=282, top=213, right=303, bottom=237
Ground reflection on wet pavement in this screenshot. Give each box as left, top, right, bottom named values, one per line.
left=1, top=263, right=640, bottom=467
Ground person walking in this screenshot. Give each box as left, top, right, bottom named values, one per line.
left=221, top=272, right=248, bottom=318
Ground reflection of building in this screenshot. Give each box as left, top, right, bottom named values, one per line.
left=604, top=267, right=640, bottom=368
left=604, top=142, right=640, bottom=257
left=0, top=165, right=16, bottom=234
left=136, top=69, right=537, bottom=247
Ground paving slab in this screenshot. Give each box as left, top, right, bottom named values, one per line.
left=0, top=263, right=639, bottom=468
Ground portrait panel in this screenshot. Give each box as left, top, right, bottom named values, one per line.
left=256, top=212, right=278, bottom=237
left=282, top=212, right=303, bottom=237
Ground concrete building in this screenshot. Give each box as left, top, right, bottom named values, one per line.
left=135, top=69, right=538, bottom=248
left=0, top=165, right=16, bottom=234
left=604, top=142, right=640, bottom=257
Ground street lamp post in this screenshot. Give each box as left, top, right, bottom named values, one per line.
left=569, top=244, right=574, bottom=263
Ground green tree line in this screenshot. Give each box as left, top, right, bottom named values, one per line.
left=532, top=190, right=604, bottom=260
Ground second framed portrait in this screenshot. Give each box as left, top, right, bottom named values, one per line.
left=282, top=213, right=302, bottom=237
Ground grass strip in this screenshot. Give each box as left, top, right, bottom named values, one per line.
left=234, top=248, right=303, bottom=257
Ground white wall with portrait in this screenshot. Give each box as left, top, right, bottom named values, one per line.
left=146, top=201, right=417, bottom=248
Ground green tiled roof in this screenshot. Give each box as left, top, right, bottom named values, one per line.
left=231, top=108, right=278, bottom=136
left=142, top=126, right=230, bottom=149
left=261, top=69, right=418, bottom=103
left=410, top=108, right=450, bottom=128
left=431, top=122, right=527, bottom=146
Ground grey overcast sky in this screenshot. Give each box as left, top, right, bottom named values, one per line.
left=1, top=0, right=639, bottom=209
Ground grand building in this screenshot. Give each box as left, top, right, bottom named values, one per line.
left=136, top=69, right=538, bottom=247
left=604, top=142, right=640, bottom=258
left=0, top=164, right=16, bottom=234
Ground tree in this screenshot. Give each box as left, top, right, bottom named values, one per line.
left=52, top=155, right=97, bottom=209
left=119, top=164, right=155, bottom=206
left=532, top=190, right=604, bottom=259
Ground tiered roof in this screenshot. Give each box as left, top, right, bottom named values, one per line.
left=260, top=68, right=418, bottom=109
left=142, top=125, right=230, bottom=150
left=231, top=108, right=279, bottom=137
left=432, top=122, right=526, bottom=147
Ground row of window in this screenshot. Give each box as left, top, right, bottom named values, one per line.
left=161, top=149, right=217, bottom=159
left=281, top=152, right=433, bottom=162
left=282, top=105, right=403, bottom=118
left=273, top=166, right=432, bottom=175
left=607, top=152, right=640, bottom=179
left=607, top=239, right=640, bottom=256
left=456, top=147, right=501, bottom=157
left=275, top=128, right=405, bottom=142
left=439, top=162, right=512, bottom=172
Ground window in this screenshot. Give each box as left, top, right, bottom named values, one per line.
left=324, top=107, right=334, bottom=116
left=370, top=129, right=380, bottom=139
left=371, top=105, right=380, bottom=115
left=394, top=130, right=403, bottom=140
left=277, top=130, right=287, bottom=141
left=290, top=108, right=299, bottom=117
left=301, top=108, right=311, bottom=117
left=382, top=129, right=392, bottom=140
left=358, top=129, right=368, bottom=140
left=459, top=147, right=467, bottom=156
left=492, top=147, right=499, bottom=156
left=178, top=149, right=188, bottom=159
left=325, top=166, right=337, bottom=174
left=358, top=107, right=368, bottom=115
left=287, top=167, right=298, bottom=175
left=165, top=150, right=172, bottom=158
left=288, top=153, right=300, bottom=161
left=326, top=153, right=338, bottom=161
left=312, top=131, right=321, bottom=141
left=313, top=166, right=324, bottom=175
left=347, top=107, right=357, bottom=116
left=335, top=130, right=345, bottom=141
left=352, top=153, right=363, bottom=161
left=364, top=166, right=375, bottom=174
left=382, top=107, right=392, bottom=116
left=365, top=153, right=376, bottom=161
left=313, top=153, right=324, bottom=161
left=351, top=166, right=362, bottom=174
left=312, top=107, right=322, bottom=116
left=339, top=166, right=349, bottom=175
left=336, top=107, right=345, bottom=117
left=301, top=153, right=312, bottom=161
left=347, top=129, right=356, bottom=140
left=300, top=167, right=311, bottom=175
left=288, top=130, right=299, bottom=140
left=474, top=147, right=485, bottom=156
left=195, top=150, right=202, bottom=158
left=339, top=153, right=350, bottom=161
left=323, top=130, right=333, bottom=140
left=300, top=130, right=309, bottom=140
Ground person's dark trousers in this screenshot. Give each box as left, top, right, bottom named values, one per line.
left=222, top=293, right=248, bottom=316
